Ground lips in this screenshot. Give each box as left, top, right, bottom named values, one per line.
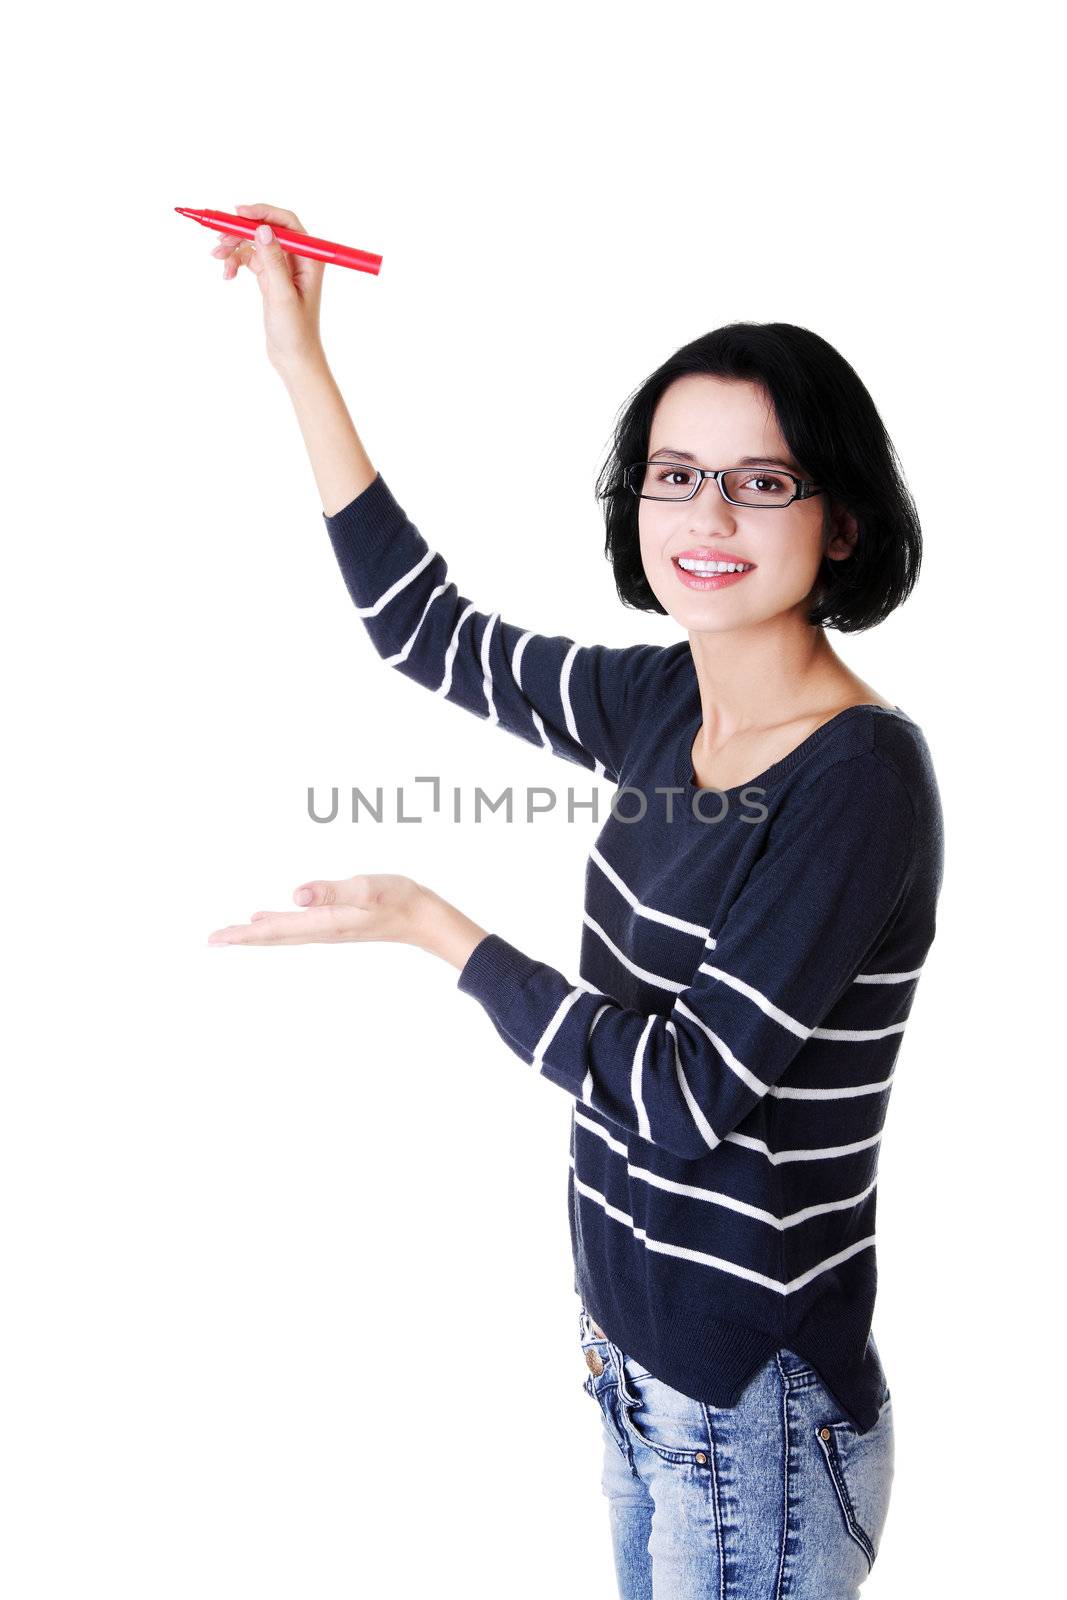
left=671, top=554, right=756, bottom=592
left=672, top=548, right=756, bottom=566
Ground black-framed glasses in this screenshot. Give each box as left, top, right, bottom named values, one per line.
left=626, top=460, right=822, bottom=508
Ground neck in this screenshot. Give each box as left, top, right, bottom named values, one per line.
left=687, top=613, right=849, bottom=744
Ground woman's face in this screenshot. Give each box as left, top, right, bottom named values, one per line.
left=637, top=375, right=854, bottom=633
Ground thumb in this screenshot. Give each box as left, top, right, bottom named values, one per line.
left=249, top=224, right=297, bottom=297
left=293, top=880, right=337, bottom=906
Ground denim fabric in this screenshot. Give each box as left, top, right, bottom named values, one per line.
left=578, top=1307, right=894, bottom=1598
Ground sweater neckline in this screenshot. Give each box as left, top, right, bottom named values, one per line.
left=673, top=696, right=911, bottom=806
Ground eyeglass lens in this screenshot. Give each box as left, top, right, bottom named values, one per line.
left=631, top=462, right=798, bottom=506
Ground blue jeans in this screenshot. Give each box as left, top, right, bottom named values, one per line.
left=578, top=1307, right=894, bottom=1599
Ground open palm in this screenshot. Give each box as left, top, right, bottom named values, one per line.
left=208, top=873, right=424, bottom=947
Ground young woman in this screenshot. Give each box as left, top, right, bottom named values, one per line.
left=205, top=203, right=944, bottom=1599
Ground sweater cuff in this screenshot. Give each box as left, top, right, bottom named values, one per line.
left=456, top=932, right=544, bottom=1034
left=321, top=471, right=407, bottom=561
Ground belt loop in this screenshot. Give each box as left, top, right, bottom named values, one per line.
left=608, top=1336, right=638, bottom=1404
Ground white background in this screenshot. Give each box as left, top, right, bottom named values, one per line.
left=4, top=2, right=1062, bottom=1594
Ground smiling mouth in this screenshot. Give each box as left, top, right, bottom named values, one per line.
left=673, top=555, right=756, bottom=574
left=671, top=555, right=756, bottom=590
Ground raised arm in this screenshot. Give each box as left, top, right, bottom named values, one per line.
left=214, top=207, right=662, bottom=780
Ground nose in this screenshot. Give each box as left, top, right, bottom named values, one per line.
left=687, top=476, right=739, bottom=532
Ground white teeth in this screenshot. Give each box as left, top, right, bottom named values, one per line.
left=677, top=558, right=752, bottom=574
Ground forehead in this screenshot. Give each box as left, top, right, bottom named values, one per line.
left=649, top=374, right=788, bottom=458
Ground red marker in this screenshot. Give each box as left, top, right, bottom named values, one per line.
left=175, top=208, right=382, bottom=275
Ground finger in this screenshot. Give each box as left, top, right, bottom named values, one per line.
left=234, top=202, right=307, bottom=234
left=234, top=206, right=322, bottom=300
left=211, top=911, right=301, bottom=938
left=245, top=224, right=298, bottom=297
left=212, top=909, right=301, bottom=929
left=221, top=238, right=253, bottom=280
left=207, top=907, right=341, bottom=945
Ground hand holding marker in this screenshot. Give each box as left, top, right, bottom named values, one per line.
left=175, top=206, right=382, bottom=273
left=175, top=203, right=382, bottom=373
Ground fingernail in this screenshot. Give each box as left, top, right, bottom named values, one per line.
left=255, top=224, right=273, bottom=245
left=294, top=887, right=313, bottom=905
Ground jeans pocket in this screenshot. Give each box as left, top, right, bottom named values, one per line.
left=813, top=1393, right=895, bottom=1572
left=615, top=1357, right=709, bottom=1465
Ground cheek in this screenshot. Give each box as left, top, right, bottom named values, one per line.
left=638, top=532, right=675, bottom=599
left=772, top=518, right=828, bottom=580
left=779, top=541, right=823, bottom=578
left=759, top=550, right=825, bottom=607
left=637, top=522, right=664, bottom=573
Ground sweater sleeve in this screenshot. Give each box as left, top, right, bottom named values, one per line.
left=456, top=753, right=919, bottom=1161
left=322, top=472, right=664, bottom=783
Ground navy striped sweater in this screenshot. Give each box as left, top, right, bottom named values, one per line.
left=322, top=471, right=945, bottom=1435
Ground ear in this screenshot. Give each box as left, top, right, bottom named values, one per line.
left=823, top=499, right=860, bottom=562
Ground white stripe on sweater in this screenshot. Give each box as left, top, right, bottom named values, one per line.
left=512, top=633, right=554, bottom=753
left=437, top=602, right=476, bottom=700
left=559, top=642, right=581, bottom=743
left=589, top=844, right=710, bottom=936
left=530, top=986, right=585, bottom=1072
left=699, top=959, right=909, bottom=1042
left=811, top=1022, right=907, bottom=1041
left=513, top=630, right=605, bottom=773
left=666, top=1020, right=721, bottom=1150
left=697, top=962, right=811, bottom=1039
left=573, top=1094, right=883, bottom=1165
left=672, top=997, right=773, bottom=1098
left=579, top=1004, right=613, bottom=1105
left=773, top=1071, right=896, bottom=1100
left=583, top=912, right=687, bottom=992
left=853, top=967, right=925, bottom=983
left=480, top=612, right=501, bottom=724
left=591, top=845, right=921, bottom=984
left=630, top=1016, right=655, bottom=1141
left=585, top=915, right=914, bottom=1047
left=574, top=1108, right=879, bottom=1227
left=728, top=1129, right=883, bottom=1163
left=381, top=583, right=449, bottom=667
left=569, top=1160, right=876, bottom=1293
left=353, top=549, right=436, bottom=617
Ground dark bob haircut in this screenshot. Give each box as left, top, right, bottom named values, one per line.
left=595, top=322, right=921, bottom=633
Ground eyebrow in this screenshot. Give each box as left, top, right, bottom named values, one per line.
left=649, top=447, right=801, bottom=472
